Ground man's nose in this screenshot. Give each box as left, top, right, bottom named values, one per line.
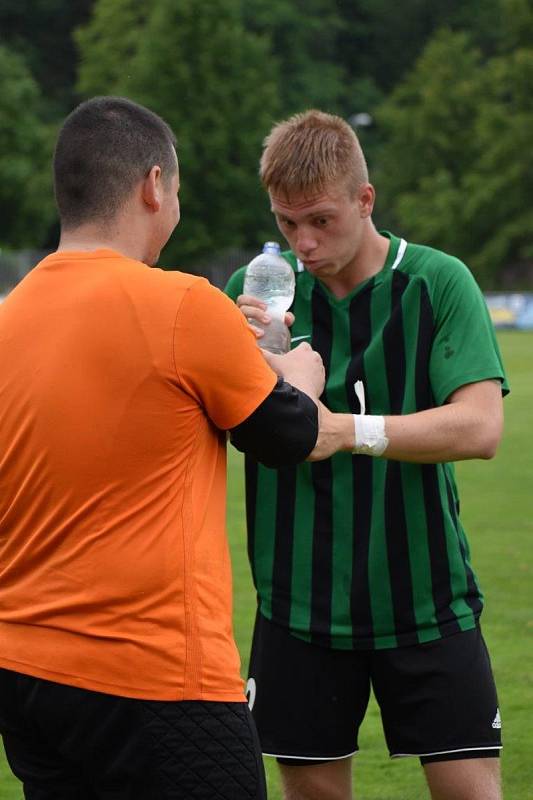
left=295, top=228, right=318, bottom=256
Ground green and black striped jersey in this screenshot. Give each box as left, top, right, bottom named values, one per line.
left=225, top=233, right=509, bottom=650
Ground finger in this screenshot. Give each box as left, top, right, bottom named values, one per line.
left=237, top=295, right=267, bottom=311
left=239, top=305, right=271, bottom=324
left=284, top=311, right=295, bottom=327
left=248, top=323, right=264, bottom=339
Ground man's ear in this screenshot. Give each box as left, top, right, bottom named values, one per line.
left=142, top=165, right=163, bottom=212
left=358, top=183, right=376, bottom=218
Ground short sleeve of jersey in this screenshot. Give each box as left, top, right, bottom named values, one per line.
left=428, top=257, right=509, bottom=406
left=173, top=278, right=277, bottom=430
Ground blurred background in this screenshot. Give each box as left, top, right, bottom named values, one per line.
left=1, top=0, right=533, bottom=299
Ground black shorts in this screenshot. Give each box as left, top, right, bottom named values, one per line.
left=247, top=613, right=502, bottom=766
left=0, top=668, right=266, bottom=800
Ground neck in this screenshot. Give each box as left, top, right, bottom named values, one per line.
left=321, top=223, right=390, bottom=299
left=57, top=219, right=151, bottom=264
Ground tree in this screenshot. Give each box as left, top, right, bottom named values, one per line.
left=374, top=30, right=484, bottom=250
left=76, top=0, right=281, bottom=266
left=76, top=0, right=148, bottom=98
left=336, top=0, right=501, bottom=94
left=0, top=46, right=56, bottom=249
left=373, top=15, right=533, bottom=286
left=462, top=45, right=533, bottom=280
left=242, top=0, right=348, bottom=115
left=0, top=0, right=94, bottom=117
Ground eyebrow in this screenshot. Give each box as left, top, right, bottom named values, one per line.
left=272, top=206, right=338, bottom=219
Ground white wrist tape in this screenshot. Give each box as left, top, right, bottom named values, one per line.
left=352, top=414, right=389, bottom=456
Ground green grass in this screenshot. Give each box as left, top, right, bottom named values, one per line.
left=1, top=331, right=532, bottom=799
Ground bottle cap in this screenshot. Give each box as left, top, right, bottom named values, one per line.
left=262, top=241, right=281, bottom=255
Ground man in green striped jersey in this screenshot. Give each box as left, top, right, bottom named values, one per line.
left=225, top=110, right=507, bottom=800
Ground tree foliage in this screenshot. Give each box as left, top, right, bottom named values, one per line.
left=76, top=0, right=148, bottom=98
left=0, top=0, right=93, bottom=116
left=375, top=4, right=533, bottom=285
left=242, top=0, right=348, bottom=115
left=0, top=46, right=56, bottom=249
left=375, top=31, right=484, bottom=250
left=76, top=0, right=281, bottom=266
left=0, top=0, right=532, bottom=284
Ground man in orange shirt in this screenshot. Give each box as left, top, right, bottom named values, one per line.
left=0, top=97, right=328, bottom=800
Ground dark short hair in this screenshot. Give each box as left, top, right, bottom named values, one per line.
left=53, top=96, right=177, bottom=229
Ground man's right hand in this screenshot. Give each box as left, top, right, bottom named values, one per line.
left=236, top=294, right=295, bottom=340
left=262, top=343, right=325, bottom=401
left=307, top=402, right=354, bottom=461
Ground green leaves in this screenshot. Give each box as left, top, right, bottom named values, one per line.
left=76, top=0, right=281, bottom=266
left=0, top=46, right=56, bottom=248
left=376, top=15, right=533, bottom=286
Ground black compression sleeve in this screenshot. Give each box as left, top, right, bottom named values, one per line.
left=230, top=378, right=318, bottom=468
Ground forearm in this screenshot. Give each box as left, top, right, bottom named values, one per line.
left=309, top=381, right=504, bottom=463
left=383, top=403, right=500, bottom=462
left=230, top=378, right=318, bottom=467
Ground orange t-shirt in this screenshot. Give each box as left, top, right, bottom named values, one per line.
left=0, top=249, right=276, bottom=701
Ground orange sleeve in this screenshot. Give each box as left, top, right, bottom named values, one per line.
left=172, top=279, right=277, bottom=430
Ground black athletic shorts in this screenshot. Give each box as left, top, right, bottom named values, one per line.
left=247, top=612, right=502, bottom=766
left=0, top=668, right=267, bottom=799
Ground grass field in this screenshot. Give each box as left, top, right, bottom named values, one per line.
left=1, top=330, right=532, bottom=799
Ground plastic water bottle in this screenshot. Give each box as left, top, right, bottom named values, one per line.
left=243, top=242, right=295, bottom=354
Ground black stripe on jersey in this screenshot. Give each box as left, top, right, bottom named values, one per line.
left=310, top=459, right=334, bottom=643
left=444, top=473, right=483, bottom=618
left=417, top=280, right=461, bottom=635
left=422, top=463, right=462, bottom=636
left=384, top=459, right=418, bottom=644
left=415, top=280, right=435, bottom=411
left=270, top=466, right=297, bottom=627
left=244, top=456, right=259, bottom=587
left=310, top=284, right=334, bottom=645
left=383, top=269, right=408, bottom=414
left=345, top=282, right=375, bottom=644
left=415, top=283, right=460, bottom=633
left=383, top=271, right=418, bottom=643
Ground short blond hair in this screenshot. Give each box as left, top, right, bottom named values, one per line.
left=260, top=110, right=368, bottom=197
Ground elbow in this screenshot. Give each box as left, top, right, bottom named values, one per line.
left=478, top=440, right=499, bottom=460
left=475, top=421, right=503, bottom=460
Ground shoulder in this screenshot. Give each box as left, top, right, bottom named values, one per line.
left=401, top=241, right=469, bottom=279
left=121, top=263, right=229, bottom=323
left=399, top=241, right=481, bottom=300
left=146, top=265, right=205, bottom=291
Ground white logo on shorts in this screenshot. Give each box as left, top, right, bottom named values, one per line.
left=246, top=677, right=257, bottom=711
left=492, top=708, right=502, bottom=729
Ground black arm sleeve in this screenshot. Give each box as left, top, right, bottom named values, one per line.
left=229, top=377, right=318, bottom=468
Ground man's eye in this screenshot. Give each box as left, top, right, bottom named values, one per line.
left=316, top=217, right=329, bottom=227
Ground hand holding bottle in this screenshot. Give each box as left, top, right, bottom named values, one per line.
left=242, top=242, right=295, bottom=354
left=237, top=294, right=295, bottom=339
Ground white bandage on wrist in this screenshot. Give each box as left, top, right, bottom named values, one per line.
left=352, top=414, right=389, bottom=456
left=352, top=380, right=388, bottom=456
